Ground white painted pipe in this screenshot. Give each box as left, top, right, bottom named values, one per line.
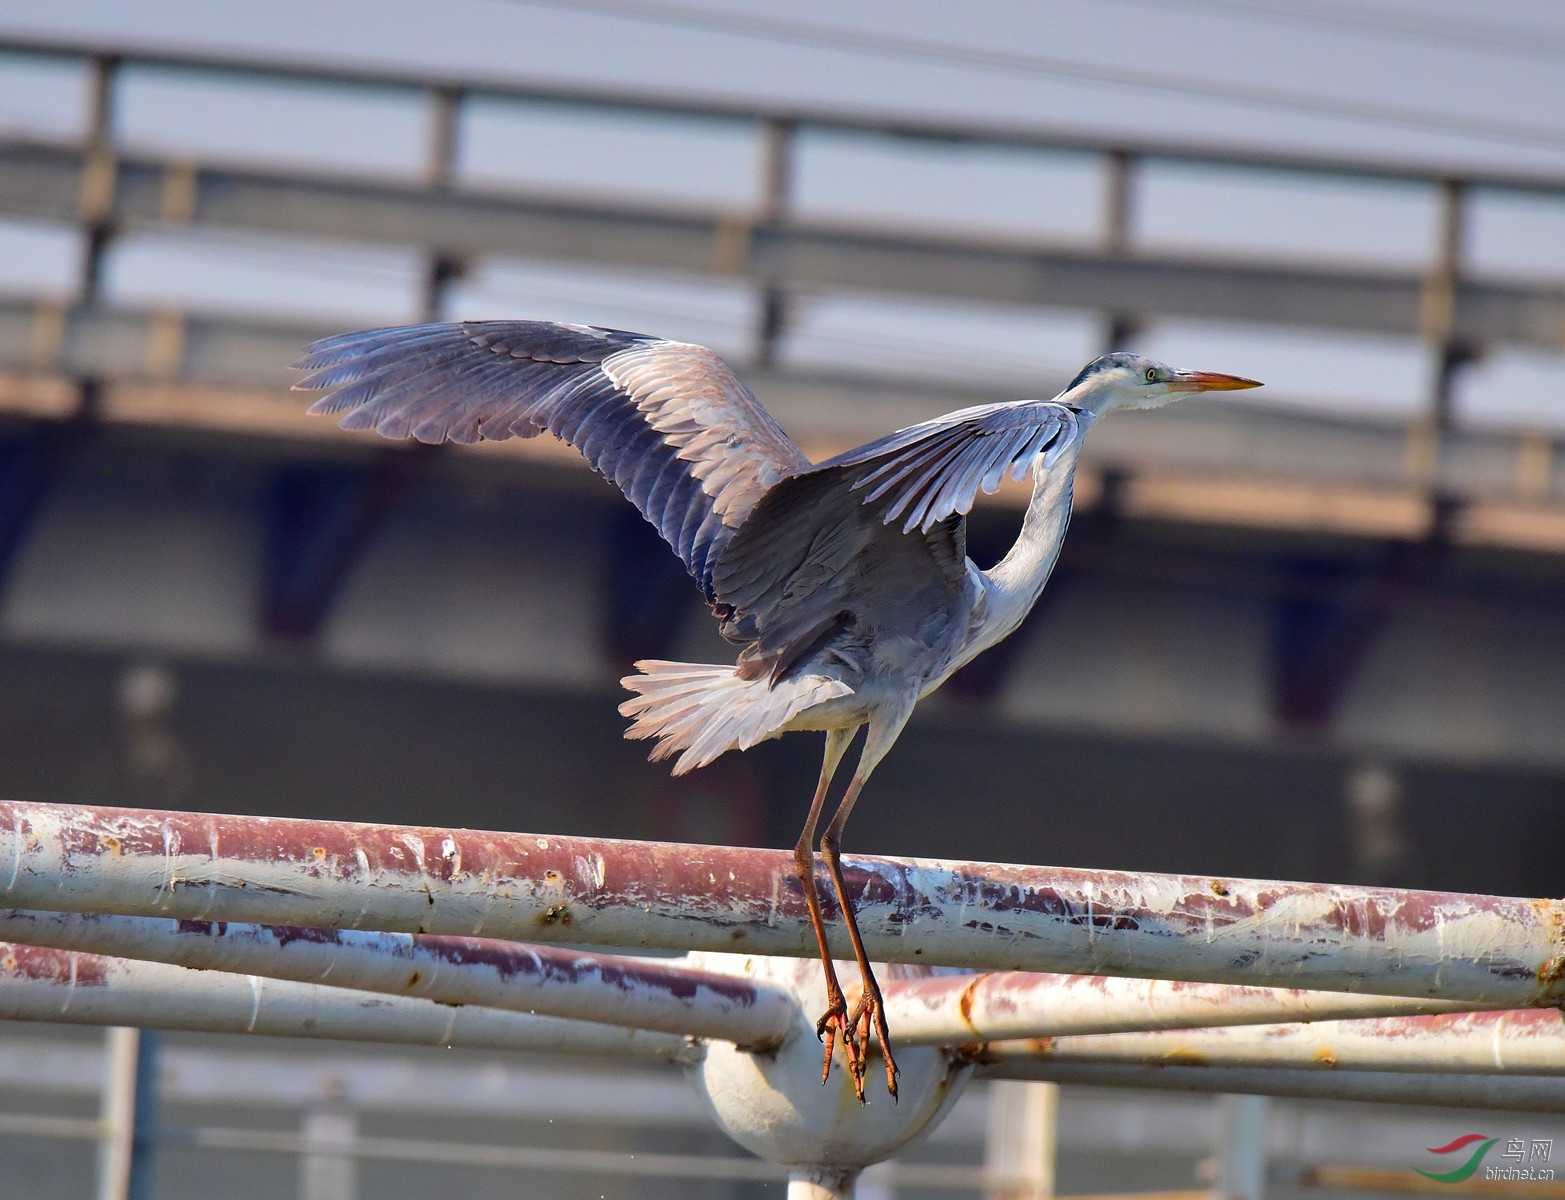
left=3, top=801, right=1563, bottom=1006
left=972, top=1009, right=1565, bottom=1075
left=0, top=909, right=797, bottom=1048
left=881, top=971, right=1486, bottom=1045
left=0, top=941, right=699, bottom=1064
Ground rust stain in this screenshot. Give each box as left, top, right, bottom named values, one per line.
left=1312, top=1045, right=1339, bottom=1067
left=956, top=975, right=984, bottom=1039
left=1161, top=1048, right=1209, bottom=1067
left=0, top=942, right=109, bottom=986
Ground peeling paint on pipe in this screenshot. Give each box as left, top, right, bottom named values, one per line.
left=879, top=971, right=1494, bottom=1046
left=0, top=909, right=797, bottom=1048
left=2, top=801, right=1562, bottom=1005
left=970, top=1009, right=1565, bottom=1075
left=972, top=1060, right=1565, bottom=1113
left=0, top=941, right=700, bottom=1063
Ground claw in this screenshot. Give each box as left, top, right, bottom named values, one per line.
left=815, top=987, right=865, bottom=1094
left=848, top=977, right=900, bottom=1102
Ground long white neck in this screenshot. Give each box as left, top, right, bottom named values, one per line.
left=971, top=435, right=1085, bottom=653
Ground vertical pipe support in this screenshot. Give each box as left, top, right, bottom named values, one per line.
left=95, top=1026, right=139, bottom=1200
left=78, top=54, right=120, bottom=305
left=984, top=1080, right=1058, bottom=1200
left=1101, top=149, right=1140, bottom=352
left=1216, top=1094, right=1268, bottom=1200
left=127, top=1029, right=161, bottom=1200
left=1103, top=149, right=1135, bottom=255
left=754, top=117, right=796, bottom=367
left=421, top=86, right=465, bottom=321
left=300, top=1107, right=358, bottom=1200
left=1416, top=178, right=1472, bottom=487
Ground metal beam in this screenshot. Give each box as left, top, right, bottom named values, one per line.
left=2, top=800, right=1562, bottom=1005
left=0, top=298, right=1554, bottom=527
left=7, top=33, right=1565, bottom=198
left=1, top=142, right=1562, bottom=348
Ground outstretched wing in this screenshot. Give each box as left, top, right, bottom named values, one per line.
left=292, top=321, right=811, bottom=596
left=820, top=399, right=1082, bottom=534
left=712, top=400, right=1082, bottom=678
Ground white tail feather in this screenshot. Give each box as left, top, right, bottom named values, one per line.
left=619, top=660, right=852, bottom=775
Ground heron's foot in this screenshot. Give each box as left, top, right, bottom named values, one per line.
left=848, top=973, right=900, bottom=1102
left=815, top=987, right=866, bottom=1094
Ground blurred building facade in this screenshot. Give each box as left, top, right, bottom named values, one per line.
left=0, top=39, right=1558, bottom=905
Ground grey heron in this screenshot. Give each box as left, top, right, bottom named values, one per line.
left=292, top=321, right=1259, bottom=1100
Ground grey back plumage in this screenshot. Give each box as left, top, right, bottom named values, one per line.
left=712, top=400, right=1082, bottom=682
left=292, top=321, right=810, bottom=597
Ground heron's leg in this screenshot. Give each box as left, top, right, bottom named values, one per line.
left=819, top=708, right=913, bottom=1102
left=794, top=725, right=858, bottom=1085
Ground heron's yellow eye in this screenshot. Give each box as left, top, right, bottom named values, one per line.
left=1145, top=367, right=1157, bottom=382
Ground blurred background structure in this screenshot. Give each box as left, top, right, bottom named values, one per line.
left=0, top=1, right=1562, bottom=1196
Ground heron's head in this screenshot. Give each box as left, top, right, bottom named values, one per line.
left=1060, top=352, right=1261, bottom=416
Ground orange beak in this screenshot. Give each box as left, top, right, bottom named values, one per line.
left=1169, top=370, right=1262, bottom=392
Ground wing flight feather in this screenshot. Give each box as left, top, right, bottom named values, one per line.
left=823, top=400, right=1082, bottom=533
left=292, top=320, right=810, bottom=596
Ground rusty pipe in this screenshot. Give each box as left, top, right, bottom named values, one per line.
left=970, top=1009, right=1565, bottom=1075
left=0, top=941, right=700, bottom=1063
left=972, top=1060, right=1565, bottom=1113
left=879, top=971, right=1491, bottom=1046
left=2, top=801, right=1562, bottom=1005
left=0, top=909, right=797, bottom=1049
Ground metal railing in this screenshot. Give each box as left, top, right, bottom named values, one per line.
left=0, top=798, right=1562, bottom=1199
